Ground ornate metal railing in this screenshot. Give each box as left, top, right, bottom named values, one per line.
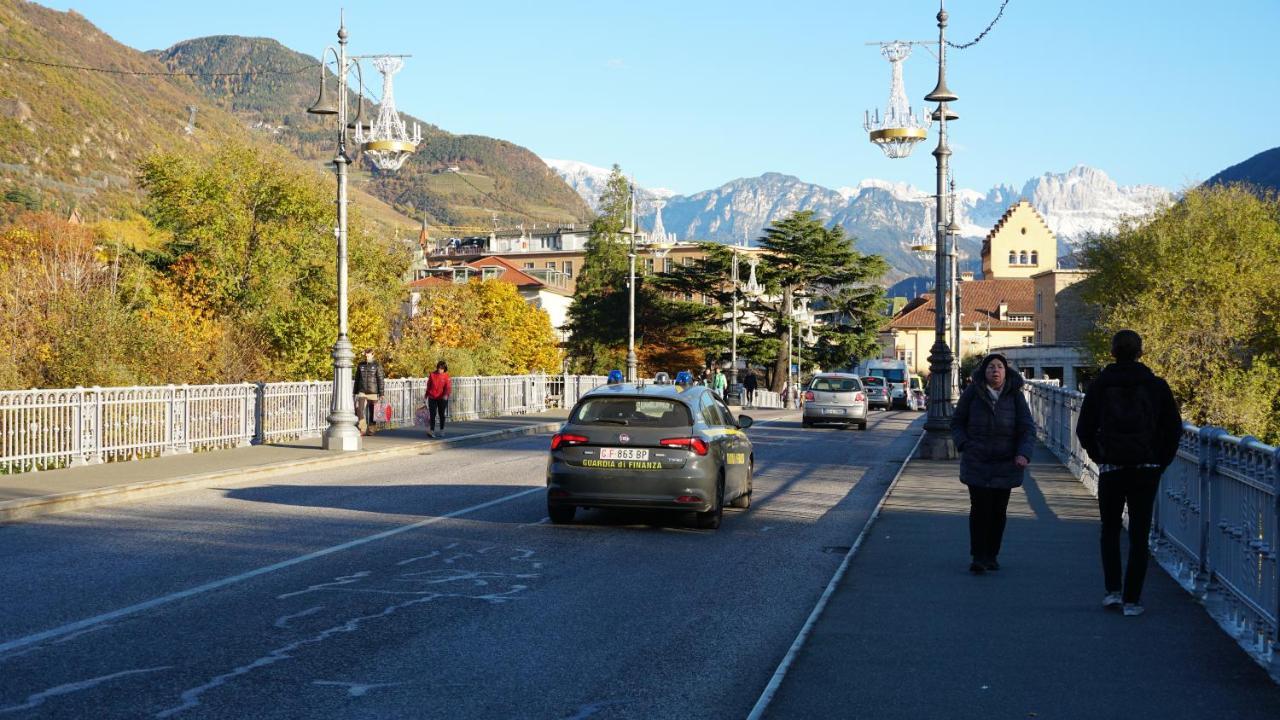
left=1025, top=381, right=1279, bottom=680
left=1, top=374, right=607, bottom=473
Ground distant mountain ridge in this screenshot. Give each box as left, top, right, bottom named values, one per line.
left=158, top=36, right=592, bottom=229
left=544, top=159, right=1173, bottom=281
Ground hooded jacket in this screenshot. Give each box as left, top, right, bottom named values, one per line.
left=950, top=357, right=1037, bottom=489
left=1075, top=360, right=1181, bottom=468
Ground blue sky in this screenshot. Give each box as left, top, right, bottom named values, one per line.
left=39, top=0, right=1280, bottom=195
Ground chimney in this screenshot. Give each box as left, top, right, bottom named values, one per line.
left=960, top=271, right=974, bottom=282
left=998, top=300, right=1008, bottom=321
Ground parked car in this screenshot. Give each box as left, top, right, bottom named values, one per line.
left=546, top=383, right=754, bottom=530
left=861, top=376, right=890, bottom=410
left=801, top=373, right=868, bottom=430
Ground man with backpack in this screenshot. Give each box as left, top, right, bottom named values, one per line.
left=1075, top=330, right=1182, bottom=617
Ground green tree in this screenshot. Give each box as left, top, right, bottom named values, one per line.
left=660, top=212, right=887, bottom=392
left=1079, top=183, right=1280, bottom=443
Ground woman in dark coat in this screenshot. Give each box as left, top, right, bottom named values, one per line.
left=950, top=353, right=1037, bottom=573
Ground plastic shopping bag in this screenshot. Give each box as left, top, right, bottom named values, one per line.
left=374, top=400, right=392, bottom=423
left=414, top=404, right=430, bottom=427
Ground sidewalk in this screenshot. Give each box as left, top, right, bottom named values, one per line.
left=764, top=441, right=1280, bottom=719
left=0, top=410, right=571, bottom=523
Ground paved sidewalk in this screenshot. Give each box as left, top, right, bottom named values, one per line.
left=764, top=441, right=1280, bottom=719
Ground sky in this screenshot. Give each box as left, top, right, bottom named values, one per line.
left=37, top=0, right=1280, bottom=195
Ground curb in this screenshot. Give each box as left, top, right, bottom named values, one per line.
left=0, top=420, right=565, bottom=525
left=746, top=424, right=927, bottom=719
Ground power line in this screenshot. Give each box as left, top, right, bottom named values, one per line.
left=0, top=53, right=315, bottom=78
left=947, top=0, right=1011, bottom=50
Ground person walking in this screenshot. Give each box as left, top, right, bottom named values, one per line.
left=425, top=360, right=452, bottom=438
left=950, top=353, right=1036, bottom=574
left=354, top=349, right=386, bottom=436
left=712, top=366, right=727, bottom=399
left=1075, top=330, right=1181, bottom=616
left=743, top=369, right=758, bottom=408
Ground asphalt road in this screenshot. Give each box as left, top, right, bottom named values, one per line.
left=0, top=410, right=923, bottom=719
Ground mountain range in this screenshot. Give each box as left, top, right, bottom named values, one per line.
left=544, top=159, right=1173, bottom=282
left=1205, top=146, right=1280, bottom=194
left=0, top=2, right=590, bottom=233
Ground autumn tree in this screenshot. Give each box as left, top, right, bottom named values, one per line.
left=1079, top=183, right=1280, bottom=443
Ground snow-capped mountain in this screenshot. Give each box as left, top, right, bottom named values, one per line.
left=541, top=158, right=673, bottom=210
left=543, top=159, right=1173, bottom=280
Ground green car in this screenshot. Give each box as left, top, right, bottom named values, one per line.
left=546, top=383, right=755, bottom=530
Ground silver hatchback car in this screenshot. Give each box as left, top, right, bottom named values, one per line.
left=546, top=383, right=755, bottom=530
left=802, top=373, right=869, bottom=430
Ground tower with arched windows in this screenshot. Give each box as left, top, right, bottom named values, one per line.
left=980, top=201, right=1057, bottom=279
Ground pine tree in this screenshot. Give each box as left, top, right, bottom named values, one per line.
left=564, top=166, right=634, bottom=373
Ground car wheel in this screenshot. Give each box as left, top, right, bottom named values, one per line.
left=801, top=420, right=812, bottom=428
left=547, top=501, right=576, bottom=524
left=697, top=476, right=725, bottom=529
left=858, top=422, right=868, bottom=430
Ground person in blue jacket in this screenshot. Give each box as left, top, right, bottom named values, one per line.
left=950, top=353, right=1036, bottom=574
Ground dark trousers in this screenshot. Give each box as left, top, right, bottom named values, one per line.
left=1098, top=467, right=1161, bottom=603
left=968, top=486, right=1012, bottom=560
left=745, top=387, right=756, bottom=405
left=428, top=398, right=448, bottom=431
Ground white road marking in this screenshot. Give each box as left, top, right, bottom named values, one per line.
left=0, top=486, right=544, bottom=656
left=745, top=431, right=924, bottom=720
left=394, top=550, right=440, bottom=566
left=311, top=680, right=402, bottom=698
left=273, top=606, right=324, bottom=630
left=0, top=667, right=171, bottom=715
left=277, top=572, right=370, bottom=600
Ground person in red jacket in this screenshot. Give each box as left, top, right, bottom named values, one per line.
left=425, top=360, right=452, bottom=438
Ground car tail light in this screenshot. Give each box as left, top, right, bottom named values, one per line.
left=660, top=437, right=709, bottom=455
left=675, top=495, right=702, bottom=504
left=551, top=433, right=589, bottom=450
left=804, top=391, right=815, bottom=401
left=855, top=392, right=866, bottom=402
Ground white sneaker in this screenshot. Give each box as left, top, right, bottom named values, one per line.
left=1102, top=592, right=1123, bottom=609
left=1123, top=603, right=1145, bottom=616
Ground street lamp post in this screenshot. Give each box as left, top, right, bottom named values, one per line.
left=307, top=15, right=418, bottom=451
left=623, top=179, right=638, bottom=382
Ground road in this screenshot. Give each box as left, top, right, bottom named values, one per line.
left=0, top=410, right=922, bottom=719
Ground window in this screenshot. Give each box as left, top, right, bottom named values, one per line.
left=1035, top=291, right=1043, bottom=314
left=1008, top=250, right=1017, bottom=265
left=809, top=376, right=863, bottom=393
left=547, top=261, right=557, bottom=269
left=682, top=256, right=692, bottom=267
left=700, top=393, right=724, bottom=426
left=482, top=267, right=500, bottom=281
left=563, top=261, right=573, bottom=277
left=572, top=398, right=692, bottom=427
left=663, top=258, right=673, bottom=273
left=1022, top=335, right=1034, bottom=345
left=523, top=262, right=535, bottom=269
left=1019, top=251, right=1028, bottom=265
left=645, top=258, right=655, bottom=273
left=1030, top=250, right=1039, bottom=265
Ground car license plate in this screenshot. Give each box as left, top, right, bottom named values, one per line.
left=599, top=447, right=650, bottom=461
left=823, top=408, right=845, bottom=415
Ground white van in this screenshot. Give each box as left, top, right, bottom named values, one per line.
left=856, top=359, right=911, bottom=409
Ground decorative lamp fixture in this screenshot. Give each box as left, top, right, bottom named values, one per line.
left=864, top=41, right=931, bottom=159
left=358, top=56, right=422, bottom=171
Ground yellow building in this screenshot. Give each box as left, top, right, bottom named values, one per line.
left=981, top=200, right=1056, bottom=279
left=881, top=201, right=1055, bottom=375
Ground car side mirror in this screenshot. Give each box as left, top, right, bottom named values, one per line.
left=737, top=414, right=754, bottom=429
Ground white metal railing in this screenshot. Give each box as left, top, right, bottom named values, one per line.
left=749, top=389, right=784, bottom=409
left=1025, top=381, right=1279, bottom=680
left=1, top=374, right=607, bottom=473
left=1, top=384, right=256, bottom=472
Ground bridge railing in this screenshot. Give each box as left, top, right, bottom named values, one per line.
left=750, top=390, right=784, bottom=409
left=1025, top=381, right=1279, bottom=678
left=1, top=374, right=607, bottom=473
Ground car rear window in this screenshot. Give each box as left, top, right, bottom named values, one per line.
left=869, top=368, right=906, bottom=383
left=862, top=377, right=885, bottom=387
left=810, top=377, right=862, bottom=392
left=571, top=398, right=693, bottom=427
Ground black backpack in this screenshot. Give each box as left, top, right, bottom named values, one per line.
left=1095, top=383, right=1157, bottom=465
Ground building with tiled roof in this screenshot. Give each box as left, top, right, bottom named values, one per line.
left=406, top=256, right=574, bottom=341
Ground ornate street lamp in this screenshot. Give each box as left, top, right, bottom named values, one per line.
left=866, top=0, right=960, bottom=459
left=307, top=15, right=419, bottom=451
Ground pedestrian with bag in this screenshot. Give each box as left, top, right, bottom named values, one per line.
left=354, top=349, right=386, bottom=436
left=1075, top=330, right=1181, bottom=616
left=425, top=360, right=452, bottom=438
left=950, top=353, right=1036, bottom=574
